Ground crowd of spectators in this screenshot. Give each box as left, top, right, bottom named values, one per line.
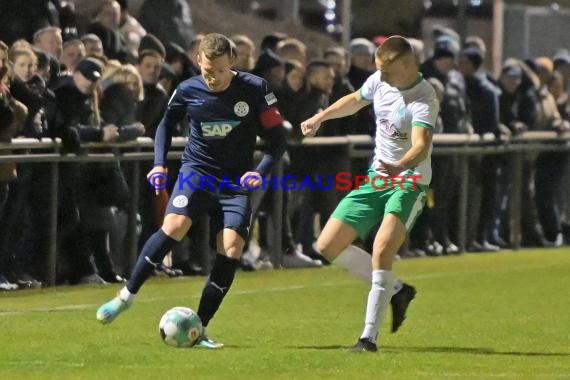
left=0, top=0, right=569, bottom=291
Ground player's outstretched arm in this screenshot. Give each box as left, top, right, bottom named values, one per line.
left=300, top=90, right=370, bottom=137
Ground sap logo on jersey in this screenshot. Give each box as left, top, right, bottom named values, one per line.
left=201, top=121, right=240, bottom=138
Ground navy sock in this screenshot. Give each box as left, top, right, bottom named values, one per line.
left=197, top=253, right=239, bottom=327
left=127, top=229, right=178, bottom=294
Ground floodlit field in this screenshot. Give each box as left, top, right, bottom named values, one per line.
left=1, top=249, right=569, bottom=380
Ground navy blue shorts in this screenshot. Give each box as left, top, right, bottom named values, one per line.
left=165, top=165, right=252, bottom=240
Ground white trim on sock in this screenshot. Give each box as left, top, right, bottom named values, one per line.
left=119, top=287, right=135, bottom=303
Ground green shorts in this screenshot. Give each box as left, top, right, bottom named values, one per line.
left=331, top=170, right=428, bottom=239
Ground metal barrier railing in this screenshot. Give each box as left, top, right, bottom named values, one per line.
left=0, top=132, right=568, bottom=286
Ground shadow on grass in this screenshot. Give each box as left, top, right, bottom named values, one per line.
left=288, top=345, right=570, bottom=357
left=287, top=345, right=350, bottom=350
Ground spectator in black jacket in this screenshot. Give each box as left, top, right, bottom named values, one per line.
left=136, top=50, right=168, bottom=138
left=323, top=47, right=355, bottom=136
left=165, top=42, right=198, bottom=83
left=0, top=41, right=28, bottom=290
left=9, top=48, right=52, bottom=139
left=347, top=38, right=375, bottom=136
left=8, top=48, right=57, bottom=288
left=419, top=35, right=468, bottom=255
left=493, top=60, right=530, bottom=248
left=81, top=64, right=145, bottom=282
left=51, top=57, right=120, bottom=284
left=134, top=48, right=170, bottom=254
left=459, top=47, right=502, bottom=252
left=275, top=59, right=305, bottom=130
left=87, top=0, right=128, bottom=63
left=245, top=52, right=322, bottom=270
left=532, top=57, right=569, bottom=247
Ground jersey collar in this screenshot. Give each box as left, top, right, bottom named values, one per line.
left=397, top=72, right=423, bottom=91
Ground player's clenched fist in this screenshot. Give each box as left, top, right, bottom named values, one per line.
left=300, top=115, right=322, bottom=137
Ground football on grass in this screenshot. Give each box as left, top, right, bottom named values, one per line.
left=159, top=307, right=203, bottom=347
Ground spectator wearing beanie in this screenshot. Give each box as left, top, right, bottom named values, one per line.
left=165, top=42, right=198, bottom=82
left=553, top=49, right=570, bottom=91
left=252, top=49, right=285, bottom=90
left=260, top=32, right=288, bottom=53
left=347, top=37, right=375, bottom=89
left=346, top=38, right=376, bottom=137
left=158, top=63, right=178, bottom=96
left=138, top=33, right=166, bottom=59
left=428, top=36, right=460, bottom=79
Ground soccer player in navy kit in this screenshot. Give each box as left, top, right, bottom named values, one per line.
left=96, top=33, right=286, bottom=348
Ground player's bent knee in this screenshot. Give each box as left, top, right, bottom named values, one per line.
left=161, top=214, right=192, bottom=241
left=223, top=245, right=242, bottom=259
left=315, top=239, right=342, bottom=261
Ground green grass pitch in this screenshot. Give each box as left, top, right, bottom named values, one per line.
left=1, top=248, right=569, bottom=379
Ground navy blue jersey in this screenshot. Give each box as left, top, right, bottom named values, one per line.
left=154, top=71, right=284, bottom=182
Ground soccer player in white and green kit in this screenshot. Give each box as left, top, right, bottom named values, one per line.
left=301, top=36, right=439, bottom=352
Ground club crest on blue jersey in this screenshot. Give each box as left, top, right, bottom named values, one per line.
left=234, top=101, right=249, bottom=117
left=200, top=120, right=241, bottom=138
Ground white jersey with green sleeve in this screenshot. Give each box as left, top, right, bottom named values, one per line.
left=360, top=72, right=439, bottom=185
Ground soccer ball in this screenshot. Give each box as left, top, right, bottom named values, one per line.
left=159, top=307, right=203, bottom=348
